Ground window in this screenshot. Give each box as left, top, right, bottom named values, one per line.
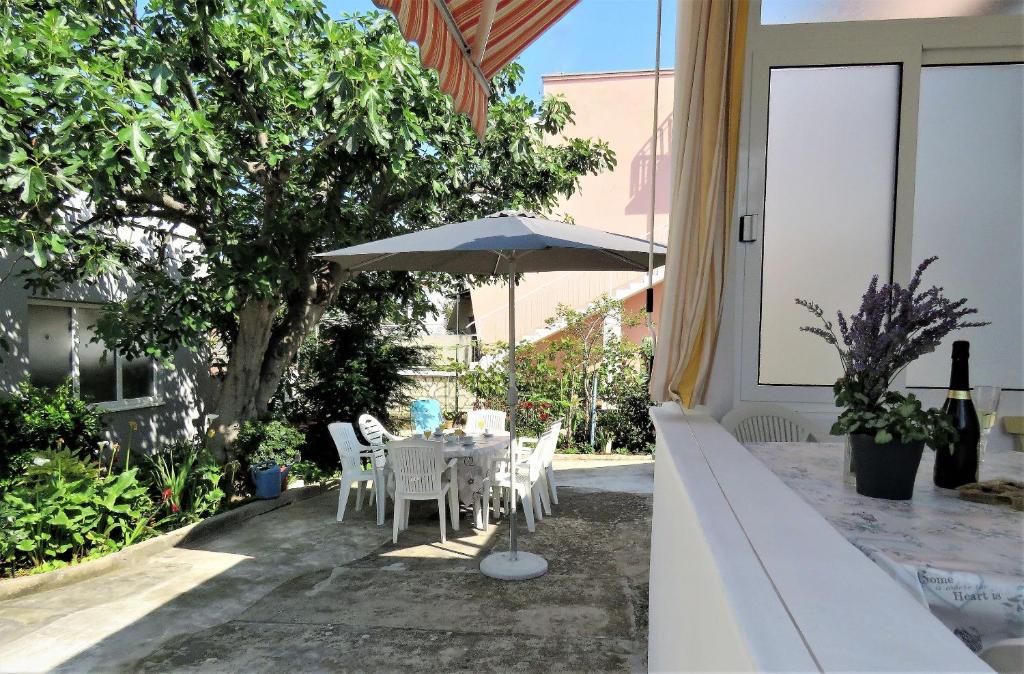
left=27, top=302, right=158, bottom=407
left=737, top=3, right=1024, bottom=404
left=761, top=0, right=1024, bottom=25
left=905, top=64, right=1024, bottom=390
left=757, top=65, right=900, bottom=386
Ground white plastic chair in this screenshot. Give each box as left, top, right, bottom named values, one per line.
left=466, top=408, right=507, bottom=434
left=358, top=413, right=402, bottom=446
left=331, top=422, right=386, bottom=525
left=537, top=421, right=562, bottom=511
left=388, top=442, right=460, bottom=544
left=492, top=431, right=549, bottom=532
left=721, top=403, right=821, bottom=443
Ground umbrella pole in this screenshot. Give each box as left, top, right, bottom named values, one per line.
left=508, top=259, right=519, bottom=559
left=479, top=255, right=547, bottom=581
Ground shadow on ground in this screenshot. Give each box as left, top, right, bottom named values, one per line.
left=0, top=484, right=651, bottom=673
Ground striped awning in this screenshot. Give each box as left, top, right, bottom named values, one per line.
left=374, top=0, right=580, bottom=139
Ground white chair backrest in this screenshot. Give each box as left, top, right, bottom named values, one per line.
left=721, top=404, right=820, bottom=443
left=538, top=421, right=562, bottom=465
left=330, top=422, right=366, bottom=474
left=466, top=408, right=507, bottom=434
left=359, top=413, right=395, bottom=446
left=389, top=443, right=446, bottom=495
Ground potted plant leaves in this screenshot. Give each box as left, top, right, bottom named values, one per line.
left=796, top=257, right=987, bottom=500
left=235, top=420, right=304, bottom=499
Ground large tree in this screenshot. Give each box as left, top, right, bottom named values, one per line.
left=0, top=0, right=615, bottom=456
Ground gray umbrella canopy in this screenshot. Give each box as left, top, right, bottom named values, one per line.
left=317, top=211, right=666, bottom=273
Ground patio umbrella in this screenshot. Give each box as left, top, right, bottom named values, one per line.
left=318, top=211, right=666, bottom=580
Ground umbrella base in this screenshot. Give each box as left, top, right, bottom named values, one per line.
left=479, top=551, right=548, bottom=580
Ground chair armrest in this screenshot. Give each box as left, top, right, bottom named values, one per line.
left=445, top=458, right=459, bottom=470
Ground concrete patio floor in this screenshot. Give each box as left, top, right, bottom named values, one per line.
left=0, top=456, right=653, bottom=673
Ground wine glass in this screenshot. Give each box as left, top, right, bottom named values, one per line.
left=973, top=385, right=1001, bottom=479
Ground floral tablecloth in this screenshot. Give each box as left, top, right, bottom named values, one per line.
left=442, top=434, right=509, bottom=506
left=746, top=442, right=1024, bottom=654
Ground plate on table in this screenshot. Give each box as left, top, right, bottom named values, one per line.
left=460, top=437, right=476, bottom=446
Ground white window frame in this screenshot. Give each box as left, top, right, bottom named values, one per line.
left=734, top=3, right=1024, bottom=407
left=27, top=299, right=163, bottom=412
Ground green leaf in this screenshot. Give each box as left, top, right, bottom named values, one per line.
left=874, top=429, right=893, bottom=444
left=150, top=63, right=173, bottom=96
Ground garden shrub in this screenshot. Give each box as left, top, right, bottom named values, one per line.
left=234, top=419, right=304, bottom=471
left=279, top=310, right=429, bottom=470
left=0, top=380, right=106, bottom=483
left=452, top=297, right=655, bottom=453
left=599, top=370, right=656, bottom=454
left=143, top=440, right=226, bottom=527
left=0, top=450, right=154, bottom=576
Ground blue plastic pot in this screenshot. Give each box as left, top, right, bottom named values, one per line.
left=251, top=463, right=282, bottom=499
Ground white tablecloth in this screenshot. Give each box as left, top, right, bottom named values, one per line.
left=747, top=442, right=1024, bottom=654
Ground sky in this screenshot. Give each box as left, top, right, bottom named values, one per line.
left=323, top=1, right=677, bottom=100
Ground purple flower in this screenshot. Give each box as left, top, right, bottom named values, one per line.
left=796, top=257, right=989, bottom=404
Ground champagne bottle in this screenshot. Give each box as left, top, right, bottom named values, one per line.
left=934, top=340, right=980, bottom=489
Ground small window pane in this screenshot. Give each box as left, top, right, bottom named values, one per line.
left=759, top=66, right=899, bottom=386
left=28, top=305, right=72, bottom=390
left=762, top=0, right=1023, bottom=25
left=122, top=356, right=155, bottom=399
left=907, top=64, right=1024, bottom=390
left=77, top=308, right=116, bottom=403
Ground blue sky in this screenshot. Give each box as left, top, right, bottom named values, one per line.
left=324, top=1, right=676, bottom=100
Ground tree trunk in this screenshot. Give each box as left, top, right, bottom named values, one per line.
left=211, top=298, right=279, bottom=461
left=209, top=266, right=350, bottom=463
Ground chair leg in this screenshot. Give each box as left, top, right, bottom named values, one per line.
left=473, top=497, right=482, bottom=529
left=355, top=482, right=365, bottom=511
left=337, top=479, right=352, bottom=522
left=375, top=480, right=386, bottom=526
left=437, top=496, right=447, bottom=544
left=533, top=483, right=544, bottom=521
left=403, top=499, right=411, bottom=529
left=448, top=484, right=459, bottom=531
left=392, top=498, right=403, bottom=543
left=546, top=464, right=559, bottom=505
left=538, top=476, right=552, bottom=516
left=521, top=486, right=536, bottom=532
left=491, top=486, right=501, bottom=521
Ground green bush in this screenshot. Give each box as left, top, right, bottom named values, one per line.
left=144, top=440, right=225, bottom=527
left=0, top=450, right=154, bottom=575
left=599, top=371, right=656, bottom=454
left=0, top=380, right=106, bottom=482
left=234, top=419, right=304, bottom=470
left=279, top=310, right=429, bottom=470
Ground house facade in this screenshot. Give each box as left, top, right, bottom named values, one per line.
left=0, top=227, right=214, bottom=454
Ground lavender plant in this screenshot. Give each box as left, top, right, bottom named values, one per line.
left=797, top=257, right=988, bottom=445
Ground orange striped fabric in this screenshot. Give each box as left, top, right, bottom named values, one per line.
left=374, top=0, right=579, bottom=139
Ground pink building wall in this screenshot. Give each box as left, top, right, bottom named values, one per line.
left=470, top=70, right=672, bottom=345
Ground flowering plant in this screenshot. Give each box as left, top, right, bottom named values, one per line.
left=797, top=257, right=987, bottom=445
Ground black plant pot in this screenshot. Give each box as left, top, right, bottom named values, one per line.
left=850, top=434, right=925, bottom=500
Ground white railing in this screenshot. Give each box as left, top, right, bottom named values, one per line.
left=648, top=404, right=988, bottom=673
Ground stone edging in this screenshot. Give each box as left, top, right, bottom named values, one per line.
left=0, top=481, right=335, bottom=602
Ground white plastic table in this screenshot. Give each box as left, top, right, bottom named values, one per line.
left=747, top=441, right=1024, bottom=655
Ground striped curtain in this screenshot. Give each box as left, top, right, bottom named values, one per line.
left=651, top=0, right=749, bottom=406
